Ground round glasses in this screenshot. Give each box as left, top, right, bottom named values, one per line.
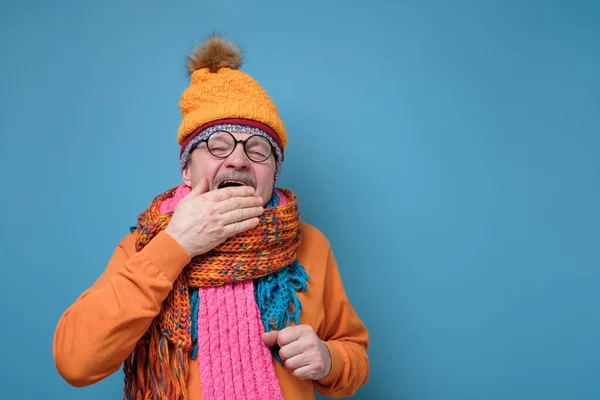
left=201, top=131, right=273, bottom=163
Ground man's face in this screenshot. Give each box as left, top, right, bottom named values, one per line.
left=182, top=131, right=277, bottom=205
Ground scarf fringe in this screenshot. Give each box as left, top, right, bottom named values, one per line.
left=124, top=324, right=191, bottom=400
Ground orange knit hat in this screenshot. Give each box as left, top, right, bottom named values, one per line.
left=177, top=35, right=287, bottom=172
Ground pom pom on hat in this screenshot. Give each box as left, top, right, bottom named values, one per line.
left=186, top=35, right=242, bottom=74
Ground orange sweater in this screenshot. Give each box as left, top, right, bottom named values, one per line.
left=53, top=222, right=370, bottom=399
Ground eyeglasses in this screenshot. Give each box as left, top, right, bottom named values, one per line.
left=198, top=130, right=273, bottom=163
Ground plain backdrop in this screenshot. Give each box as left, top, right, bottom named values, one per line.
left=1, top=0, right=599, bottom=399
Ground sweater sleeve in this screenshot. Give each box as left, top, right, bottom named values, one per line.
left=314, top=247, right=370, bottom=398
left=52, top=230, right=191, bottom=387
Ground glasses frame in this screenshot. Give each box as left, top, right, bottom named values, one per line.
left=197, top=130, right=274, bottom=163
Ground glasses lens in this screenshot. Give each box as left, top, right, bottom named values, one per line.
left=245, top=135, right=272, bottom=162
left=207, top=131, right=235, bottom=157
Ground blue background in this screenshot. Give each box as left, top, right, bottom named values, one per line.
left=1, top=1, right=599, bottom=399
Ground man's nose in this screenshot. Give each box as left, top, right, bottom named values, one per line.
left=223, top=143, right=251, bottom=169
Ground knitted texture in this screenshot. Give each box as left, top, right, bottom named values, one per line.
left=177, top=67, right=287, bottom=150
left=198, top=280, right=283, bottom=400
left=123, top=185, right=307, bottom=400
left=139, top=186, right=300, bottom=286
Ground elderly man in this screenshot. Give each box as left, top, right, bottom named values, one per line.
left=53, top=35, right=369, bottom=400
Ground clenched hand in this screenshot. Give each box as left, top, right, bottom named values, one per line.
left=262, top=325, right=332, bottom=381
left=165, top=177, right=264, bottom=257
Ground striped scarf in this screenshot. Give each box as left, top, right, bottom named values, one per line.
left=123, top=185, right=309, bottom=400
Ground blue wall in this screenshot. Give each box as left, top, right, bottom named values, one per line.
left=1, top=1, right=599, bottom=399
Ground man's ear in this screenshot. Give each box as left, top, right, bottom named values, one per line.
left=182, top=161, right=192, bottom=187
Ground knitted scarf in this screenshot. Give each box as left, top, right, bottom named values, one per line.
left=123, top=185, right=309, bottom=400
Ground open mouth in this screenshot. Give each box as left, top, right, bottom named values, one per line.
left=217, top=180, right=249, bottom=189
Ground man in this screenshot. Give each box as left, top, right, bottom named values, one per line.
left=53, top=34, right=369, bottom=400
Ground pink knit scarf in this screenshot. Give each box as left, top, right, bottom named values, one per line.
left=160, top=185, right=285, bottom=400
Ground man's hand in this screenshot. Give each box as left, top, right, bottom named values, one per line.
left=262, top=324, right=332, bottom=381
left=165, top=177, right=264, bottom=257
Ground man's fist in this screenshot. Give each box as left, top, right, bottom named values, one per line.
left=262, top=324, right=332, bottom=381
